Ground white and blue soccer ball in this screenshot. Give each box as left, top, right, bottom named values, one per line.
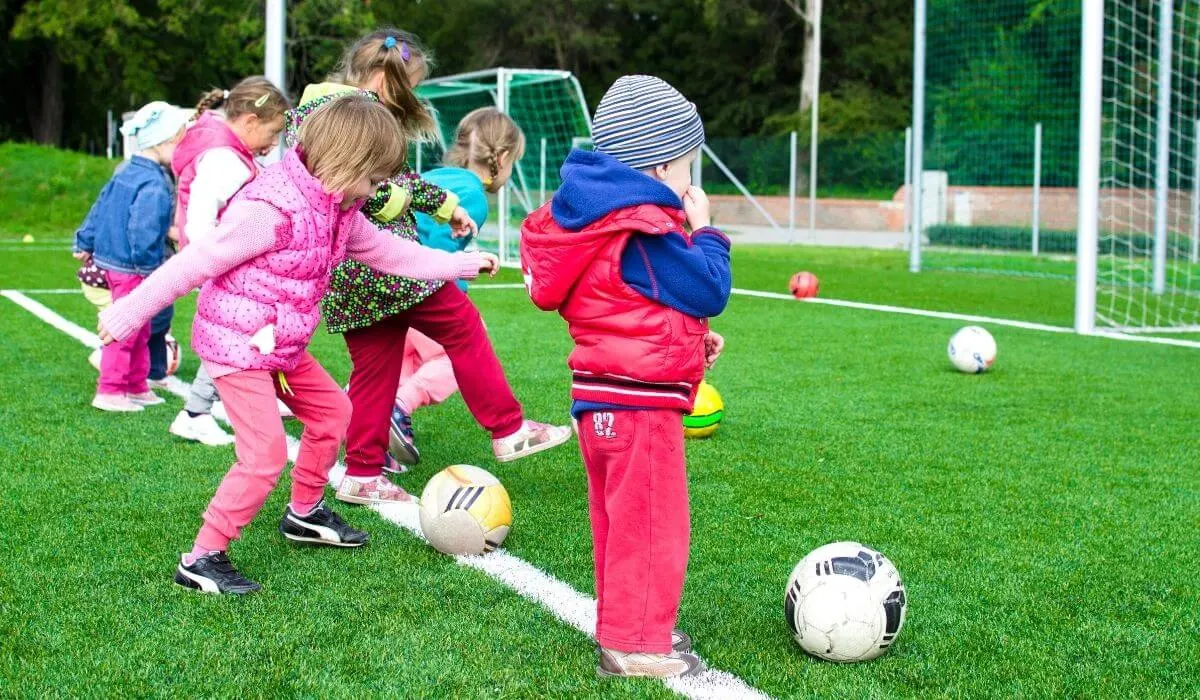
left=784, top=541, right=907, bottom=662
left=947, top=326, right=997, bottom=374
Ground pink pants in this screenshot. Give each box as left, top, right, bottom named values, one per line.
left=194, top=352, right=351, bottom=552
left=395, top=328, right=459, bottom=413
left=577, top=409, right=690, bottom=654
left=98, top=270, right=149, bottom=395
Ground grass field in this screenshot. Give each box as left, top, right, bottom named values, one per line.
left=1, top=146, right=1199, bottom=698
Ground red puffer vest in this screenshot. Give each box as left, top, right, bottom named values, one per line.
left=172, top=111, right=257, bottom=248
left=520, top=202, right=707, bottom=411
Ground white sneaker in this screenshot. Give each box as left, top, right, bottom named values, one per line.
left=334, top=475, right=413, bottom=505
left=170, top=411, right=235, bottom=446
left=128, top=390, right=165, bottom=407
left=278, top=399, right=294, bottom=419
left=492, top=420, right=573, bottom=463
left=596, top=648, right=705, bottom=678
left=92, top=393, right=143, bottom=412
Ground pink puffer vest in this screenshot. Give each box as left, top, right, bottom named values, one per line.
left=172, top=111, right=258, bottom=248
left=189, top=148, right=353, bottom=372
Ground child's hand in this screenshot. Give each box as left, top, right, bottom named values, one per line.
left=73, top=250, right=92, bottom=263
left=478, top=252, right=500, bottom=277
left=683, top=186, right=711, bottom=230
left=703, top=330, right=725, bottom=369
left=97, top=320, right=115, bottom=346
left=167, top=226, right=181, bottom=243
left=450, top=206, right=477, bottom=239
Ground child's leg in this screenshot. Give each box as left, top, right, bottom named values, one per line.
left=185, top=365, right=221, bottom=416
left=577, top=409, right=689, bottom=654
left=147, top=304, right=173, bottom=381
left=100, top=271, right=151, bottom=395
left=194, top=369, right=290, bottom=552
left=274, top=352, right=352, bottom=512
left=407, top=284, right=524, bottom=439
left=343, top=314, right=411, bottom=478
left=395, top=328, right=458, bottom=413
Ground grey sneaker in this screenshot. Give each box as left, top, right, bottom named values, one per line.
left=597, top=648, right=705, bottom=679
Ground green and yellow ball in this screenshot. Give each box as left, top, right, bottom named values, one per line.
left=684, top=381, right=724, bottom=439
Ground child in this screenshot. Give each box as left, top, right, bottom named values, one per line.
left=286, top=29, right=570, bottom=507
left=97, top=95, right=498, bottom=595
left=168, top=76, right=291, bottom=447
left=74, top=101, right=193, bottom=412
left=520, top=75, right=731, bottom=678
left=387, top=107, right=526, bottom=467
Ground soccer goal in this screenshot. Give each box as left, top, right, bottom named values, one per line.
left=414, top=68, right=593, bottom=263
left=1075, top=0, right=1200, bottom=333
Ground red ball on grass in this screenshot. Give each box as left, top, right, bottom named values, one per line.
left=789, top=271, right=819, bottom=299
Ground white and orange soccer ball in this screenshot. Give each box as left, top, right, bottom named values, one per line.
left=947, top=326, right=997, bottom=374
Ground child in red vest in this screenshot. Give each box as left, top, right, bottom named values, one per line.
left=520, top=75, right=731, bottom=679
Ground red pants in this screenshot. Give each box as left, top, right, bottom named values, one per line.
left=343, top=284, right=524, bottom=478
left=578, top=409, right=690, bottom=654
left=195, top=353, right=350, bottom=552
left=99, top=270, right=149, bottom=395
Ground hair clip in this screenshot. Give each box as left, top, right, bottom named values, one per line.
left=383, top=36, right=397, bottom=49
left=223, top=90, right=230, bottom=100
left=400, top=40, right=411, bottom=62
left=254, top=93, right=270, bottom=108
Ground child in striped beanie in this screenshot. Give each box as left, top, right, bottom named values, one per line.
left=520, top=75, right=731, bottom=679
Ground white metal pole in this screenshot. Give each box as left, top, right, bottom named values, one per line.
left=1075, top=0, right=1103, bottom=334
left=808, top=0, right=822, bottom=239
left=415, top=147, right=422, bottom=174
left=106, top=110, right=114, bottom=160
left=539, top=137, right=547, bottom=205
left=903, top=126, right=913, bottom=244
left=1152, top=0, right=1173, bottom=295
left=1192, top=119, right=1199, bottom=263
left=691, top=149, right=702, bottom=188
left=910, top=0, right=926, bottom=273
left=265, top=0, right=286, bottom=163
left=1032, top=122, right=1043, bottom=256
left=788, top=131, right=798, bottom=243
left=497, top=68, right=509, bottom=265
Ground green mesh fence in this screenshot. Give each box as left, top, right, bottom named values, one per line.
left=415, top=70, right=592, bottom=261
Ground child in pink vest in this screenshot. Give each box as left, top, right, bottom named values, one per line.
left=167, top=76, right=290, bottom=448
left=99, top=95, right=498, bottom=595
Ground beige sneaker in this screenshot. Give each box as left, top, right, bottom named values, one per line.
left=492, top=420, right=572, bottom=463
left=335, top=475, right=413, bottom=505
left=128, top=390, right=165, bottom=407
left=597, top=648, right=705, bottom=679
left=92, top=393, right=144, bottom=413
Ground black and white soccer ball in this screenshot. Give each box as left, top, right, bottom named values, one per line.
left=784, top=541, right=907, bottom=662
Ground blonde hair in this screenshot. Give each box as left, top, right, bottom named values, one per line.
left=335, top=29, right=438, bottom=143
left=444, top=108, right=526, bottom=185
left=298, top=94, right=406, bottom=194
left=196, top=76, right=291, bottom=121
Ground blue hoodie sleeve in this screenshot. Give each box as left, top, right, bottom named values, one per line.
left=620, top=227, right=732, bottom=318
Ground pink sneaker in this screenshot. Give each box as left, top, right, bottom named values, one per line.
left=334, top=475, right=413, bottom=505
left=492, top=420, right=572, bottom=463
left=91, top=393, right=143, bottom=413
left=128, top=390, right=165, bottom=407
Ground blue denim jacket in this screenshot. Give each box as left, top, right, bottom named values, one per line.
left=73, top=156, right=175, bottom=275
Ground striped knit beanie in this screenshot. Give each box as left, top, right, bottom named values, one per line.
left=591, top=75, right=705, bottom=171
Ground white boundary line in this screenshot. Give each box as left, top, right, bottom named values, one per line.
left=12, top=285, right=1200, bottom=349
left=0, top=289, right=770, bottom=700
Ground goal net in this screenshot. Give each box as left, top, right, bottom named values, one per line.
left=415, top=69, right=593, bottom=263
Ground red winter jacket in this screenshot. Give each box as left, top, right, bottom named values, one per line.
left=521, top=202, right=709, bottom=412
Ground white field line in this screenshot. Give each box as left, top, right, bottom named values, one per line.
left=1, top=289, right=770, bottom=700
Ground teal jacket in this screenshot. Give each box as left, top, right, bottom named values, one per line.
left=415, top=167, right=488, bottom=291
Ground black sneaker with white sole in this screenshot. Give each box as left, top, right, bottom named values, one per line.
left=279, top=500, right=369, bottom=547
left=174, top=552, right=261, bottom=595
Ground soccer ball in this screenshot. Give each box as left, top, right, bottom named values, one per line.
left=789, top=271, right=820, bottom=299
left=164, top=334, right=182, bottom=376
left=418, top=465, right=512, bottom=556
left=784, top=541, right=908, bottom=662
left=684, top=381, right=724, bottom=439
left=947, top=326, right=996, bottom=374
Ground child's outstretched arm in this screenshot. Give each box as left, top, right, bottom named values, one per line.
left=342, top=211, right=496, bottom=281
left=98, top=200, right=283, bottom=344
left=392, top=171, right=477, bottom=237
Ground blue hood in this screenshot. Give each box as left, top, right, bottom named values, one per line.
left=551, top=149, right=682, bottom=230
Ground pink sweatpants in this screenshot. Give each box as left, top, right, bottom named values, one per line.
left=577, top=409, right=690, bottom=654
left=194, top=352, right=351, bottom=552
left=99, top=270, right=149, bottom=395
left=395, top=328, right=459, bottom=413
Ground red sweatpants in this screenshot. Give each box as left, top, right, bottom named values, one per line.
left=343, top=283, right=525, bottom=477
left=578, top=409, right=690, bottom=654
